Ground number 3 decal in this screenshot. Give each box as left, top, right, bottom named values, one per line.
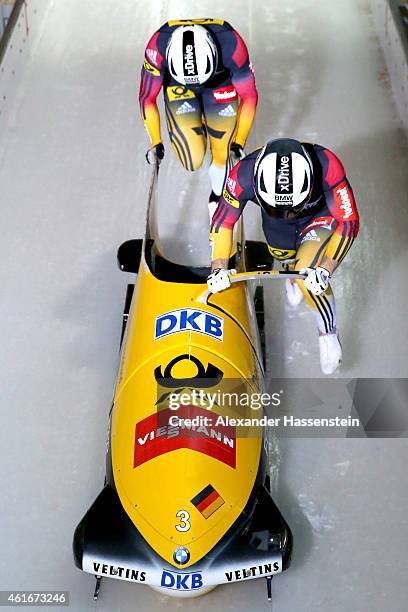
left=175, top=510, right=190, bottom=532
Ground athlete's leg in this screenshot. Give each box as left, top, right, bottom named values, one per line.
left=269, top=218, right=341, bottom=373
left=202, top=86, right=238, bottom=196
left=294, top=224, right=342, bottom=374
left=294, top=226, right=337, bottom=335
left=164, top=84, right=206, bottom=171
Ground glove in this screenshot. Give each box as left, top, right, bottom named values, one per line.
left=146, top=143, right=165, bottom=164
left=207, top=268, right=231, bottom=294
left=230, top=142, right=245, bottom=160
left=300, top=266, right=330, bottom=296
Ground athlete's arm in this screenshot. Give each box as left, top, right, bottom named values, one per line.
left=139, top=31, right=166, bottom=147
left=226, top=30, right=258, bottom=148
left=318, top=148, right=360, bottom=274
left=210, top=159, right=253, bottom=269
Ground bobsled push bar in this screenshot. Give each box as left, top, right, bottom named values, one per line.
left=197, top=270, right=307, bottom=304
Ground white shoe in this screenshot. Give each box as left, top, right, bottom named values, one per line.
left=319, top=334, right=342, bottom=375
left=286, top=279, right=304, bottom=306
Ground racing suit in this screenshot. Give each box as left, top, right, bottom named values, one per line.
left=139, top=19, right=258, bottom=195
left=210, top=144, right=360, bottom=334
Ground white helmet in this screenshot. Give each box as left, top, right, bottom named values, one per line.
left=254, top=139, right=314, bottom=214
left=166, top=25, right=218, bottom=87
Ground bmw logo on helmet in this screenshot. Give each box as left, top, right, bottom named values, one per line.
left=173, top=546, right=190, bottom=565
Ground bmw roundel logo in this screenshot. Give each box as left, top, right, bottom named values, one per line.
left=173, top=546, right=190, bottom=565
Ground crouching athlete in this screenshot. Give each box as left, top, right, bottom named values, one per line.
left=207, top=138, right=360, bottom=375
left=139, top=19, right=258, bottom=219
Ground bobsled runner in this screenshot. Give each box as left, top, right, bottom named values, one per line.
left=73, top=161, right=293, bottom=600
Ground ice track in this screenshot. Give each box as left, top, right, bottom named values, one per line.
left=0, top=1, right=407, bottom=611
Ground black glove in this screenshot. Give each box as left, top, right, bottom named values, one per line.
left=230, top=142, right=245, bottom=160
left=146, top=143, right=165, bottom=164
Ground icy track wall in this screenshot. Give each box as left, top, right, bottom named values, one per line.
left=1, top=1, right=407, bottom=133
left=0, top=0, right=50, bottom=147
left=370, top=0, right=408, bottom=131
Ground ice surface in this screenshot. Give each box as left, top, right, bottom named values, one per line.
left=0, top=1, right=407, bottom=611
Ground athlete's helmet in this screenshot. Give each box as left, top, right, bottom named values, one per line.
left=254, top=139, right=314, bottom=215
left=166, top=25, right=218, bottom=87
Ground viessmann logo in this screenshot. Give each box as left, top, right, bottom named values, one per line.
left=336, top=186, right=354, bottom=219
left=225, top=172, right=243, bottom=200
left=303, top=216, right=334, bottom=232
left=213, top=86, right=237, bottom=102
left=155, top=308, right=224, bottom=341
left=146, top=48, right=158, bottom=66
left=133, top=405, right=236, bottom=468
left=226, top=177, right=237, bottom=196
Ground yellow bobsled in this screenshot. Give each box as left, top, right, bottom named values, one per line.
left=73, top=162, right=292, bottom=599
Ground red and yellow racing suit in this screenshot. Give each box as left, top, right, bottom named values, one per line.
left=139, top=19, right=258, bottom=195
left=210, top=144, right=360, bottom=334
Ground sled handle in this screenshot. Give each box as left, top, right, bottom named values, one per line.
left=196, top=269, right=306, bottom=304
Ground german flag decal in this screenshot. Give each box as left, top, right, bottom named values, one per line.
left=191, top=485, right=225, bottom=519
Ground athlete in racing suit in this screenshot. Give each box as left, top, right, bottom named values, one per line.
left=139, top=19, right=258, bottom=216
left=207, top=138, right=360, bottom=374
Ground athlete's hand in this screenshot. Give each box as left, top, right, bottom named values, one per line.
left=230, top=142, right=245, bottom=161
left=146, top=143, right=165, bottom=164
left=300, top=266, right=330, bottom=296
left=207, top=268, right=231, bottom=294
